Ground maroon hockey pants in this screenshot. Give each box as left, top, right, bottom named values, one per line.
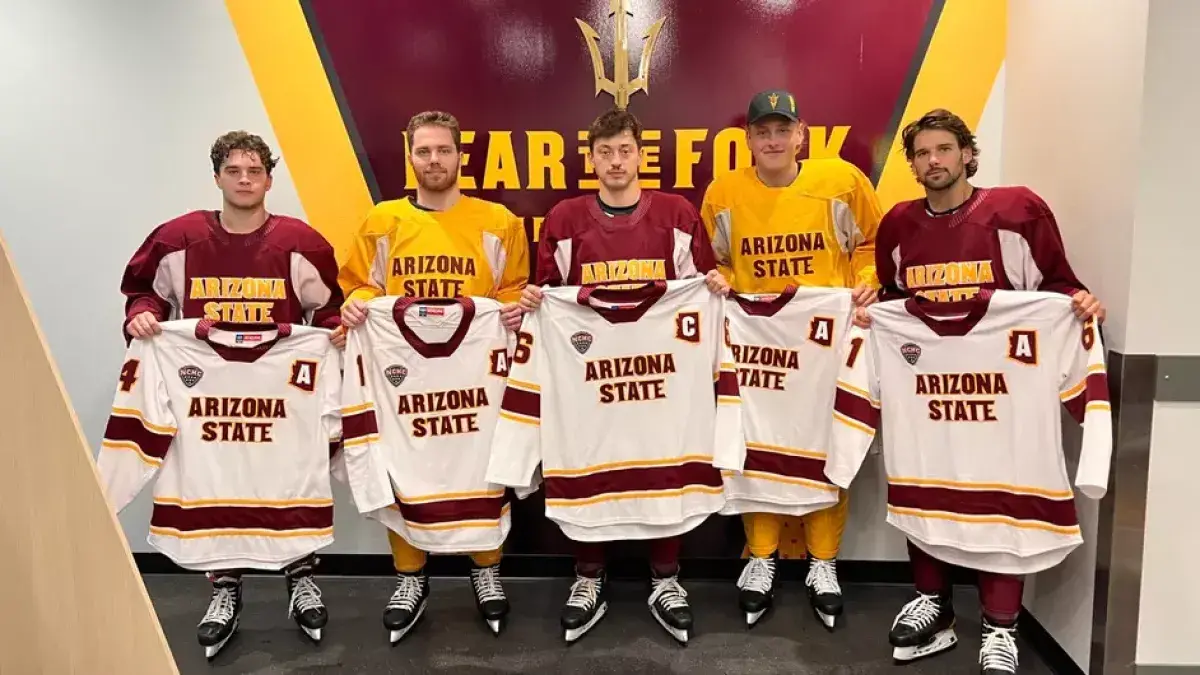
left=574, top=536, right=682, bottom=578
left=907, top=540, right=1023, bottom=624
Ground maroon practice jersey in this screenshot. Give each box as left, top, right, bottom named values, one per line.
left=875, top=186, right=1087, bottom=302
left=121, top=210, right=344, bottom=337
left=535, top=191, right=717, bottom=287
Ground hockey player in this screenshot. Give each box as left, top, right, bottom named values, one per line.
left=872, top=109, right=1105, bottom=674
left=337, top=110, right=530, bottom=643
left=516, top=108, right=729, bottom=644
left=120, top=131, right=344, bottom=657
left=699, top=89, right=882, bottom=630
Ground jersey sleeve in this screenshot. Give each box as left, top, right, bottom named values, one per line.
left=874, top=207, right=905, bottom=301
left=534, top=206, right=566, bottom=287
left=337, top=208, right=390, bottom=306
left=841, top=164, right=884, bottom=289
left=1059, top=315, right=1112, bottom=498
left=1023, top=191, right=1088, bottom=296
left=711, top=300, right=745, bottom=471
left=700, top=183, right=735, bottom=283
left=336, top=329, right=400, bottom=514
left=679, top=201, right=718, bottom=278
left=495, top=208, right=531, bottom=303
left=292, top=233, right=346, bottom=330
left=485, top=318, right=544, bottom=489
left=96, top=338, right=178, bottom=511
left=120, top=227, right=178, bottom=340
left=824, top=325, right=881, bottom=488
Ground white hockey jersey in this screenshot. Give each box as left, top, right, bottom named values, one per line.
left=97, top=320, right=382, bottom=572
left=485, top=277, right=743, bottom=542
left=341, top=296, right=522, bottom=553
left=719, top=286, right=854, bottom=517
left=826, top=290, right=1112, bottom=574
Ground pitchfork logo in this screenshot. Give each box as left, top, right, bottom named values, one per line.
left=576, top=0, right=666, bottom=109
left=570, top=331, right=594, bottom=355
left=900, top=343, right=922, bottom=365
left=384, top=364, right=408, bottom=387
left=178, top=365, right=204, bottom=388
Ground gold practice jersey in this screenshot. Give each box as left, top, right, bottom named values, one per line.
left=719, top=286, right=854, bottom=517
left=341, top=296, right=530, bottom=554
left=485, top=278, right=743, bottom=542
left=827, top=290, right=1112, bottom=575
left=701, top=159, right=882, bottom=292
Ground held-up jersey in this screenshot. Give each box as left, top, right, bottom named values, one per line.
left=719, top=286, right=854, bottom=517
left=702, top=159, right=883, bottom=293
left=341, top=296, right=523, bottom=553
left=826, top=290, right=1112, bottom=575
left=96, top=321, right=383, bottom=572
left=875, top=186, right=1087, bottom=303
left=338, top=196, right=530, bottom=305
left=535, top=191, right=717, bottom=287
left=485, top=277, right=743, bottom=542
left=121, top=211, right=344, bottom=339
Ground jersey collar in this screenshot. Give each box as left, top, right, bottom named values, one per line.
left=729, top=285, right=797, bottom=317
left=904, top=289, right=993, bottom=337
left=577, top=281, right=668, bottom=324
left=195, top=321, right=293, bottom=362
left=391, top=297, right=476, bottom=358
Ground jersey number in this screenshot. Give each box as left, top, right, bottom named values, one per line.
left=512, top=331, right=534, bottom=365
left=118, top=358, right=140, bottom=393
left=1082, top=317, right=1096, bottom=351
left=845, top=337, right=864, bottom=369
left=356, top=354, right=366, bottom=387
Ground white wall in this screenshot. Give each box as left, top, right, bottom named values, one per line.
left=1002, top=0, right=1150, bottom=668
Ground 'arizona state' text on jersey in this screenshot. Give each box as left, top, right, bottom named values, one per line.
left=875, top=186, right=1087, bottom=303
left=97, top=321, right=389, bottom=571
left=719, top=286, right=854, bottom=517
left=826, top=290, right=1112, bottom=575
left=341, top=296, right=531, bottom=554
left=701, top=158, right=883, bottom=293
left=535, top=191, right=717, bottom=287
left=338, top=196, right=530, bottom=305
left=485, top=278, right=742, bottom=542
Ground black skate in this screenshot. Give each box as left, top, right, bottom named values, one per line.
left=284, top=558, right=327, bottom=643
left=979, top=618, right=1019, bottom=674
left=197, top=575, right=242, bottom=660
left=649, top=574, right=693, bottom=645
left=560, top=573, right=607, bottom=643
left=889, top=592, right=958, bottom=663
left=383, top=571, right=429, bottom=645
left=469, top=562, right=509, bottom=636
left=736, top=556, right=775, bottom=627
left=805, top=557, right=843, bottom=630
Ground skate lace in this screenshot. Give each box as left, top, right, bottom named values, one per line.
left=648, top=576, right=689, bottom=611
left=980, top=623, right=1019, bottom=672
left=201, top=584, right=238, bottom=625
left=470, top=565, right=506, bottom=603
left=737, top=556, right=775, bottom=594
left=288, top=576, right=323, bottom=619
left=893, top=593, right=942, bottom=630
left=565, top=575, right=601, bottom=610
left=806, top=558, right=841, bottom=595
left=386, top=574, right=424, bottom=612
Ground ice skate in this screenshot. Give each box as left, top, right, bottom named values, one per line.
left=382, top=571, right=429, bottom=645
left=197, top=575, right=242, bottom=660
left=285, top=559, right=327, bottom=643
left=804, top=557, right=843, bottom=630
left=649, top=574, right=692, bottom=645
left=561, top=573, right=607, bottom=643
left=889, top=592, right=958, bottom=663
left=469, top=562, right=509, bottom=636
left=736, top=555, right=775, bottom=626
left=979, top=618, right=1019, bottom=674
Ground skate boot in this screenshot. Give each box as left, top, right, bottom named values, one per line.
left=648, top=573, right=693, bottom=645
left=382, top=570, right=429, bottom=645
left=469, top=562, right=509, bottom=636
left=736, top=555, right=775, bottom=627
left=284, top=558, right=327, bottom=643
left=889, top=591, right=958, bottom=663
left=197, top=574, right=242, bottom=660
left=805, top=557, right=843, bottom=630
left=561, top=573, right=607, bottom=643
left=979, top=618, right=1019, bottom=674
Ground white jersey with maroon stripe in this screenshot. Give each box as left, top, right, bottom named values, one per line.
left=97, top=320, right=372, bottom=572
left=719, top=286, right=854, bottom=517
left=485, top=277, right=743, bottom=542
left=341, top=296, right=524, bottom=554
left=826, top=290, right=1112, bottom=575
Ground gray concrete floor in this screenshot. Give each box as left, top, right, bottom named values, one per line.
left=143, top=574, right=1055, bottom=674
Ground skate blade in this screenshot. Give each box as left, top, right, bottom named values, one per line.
left=563, top=602, right=608, bottom=643
left=892, top=629, right=958, bottom=663
left=745, top=608, right=767, bottom=626
left=301, top=626, right=322, bottom=642
left=202, top=617, right=239, bottom=660
left=650, top=610, right=689, bottom=646
left=815, top=609, right=837, bottom=631
left=486, top=618, right=502, bottom=635
left=388, top=602, right=427, bottom=645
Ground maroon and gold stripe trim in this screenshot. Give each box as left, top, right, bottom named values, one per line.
left=887, top=482, right=1079, bottom=532
left=545, top=458, right=721, bottom=502
left=1061, top=366, right=1110, bottom=423
left=149, top=501, right=333, bottom=534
